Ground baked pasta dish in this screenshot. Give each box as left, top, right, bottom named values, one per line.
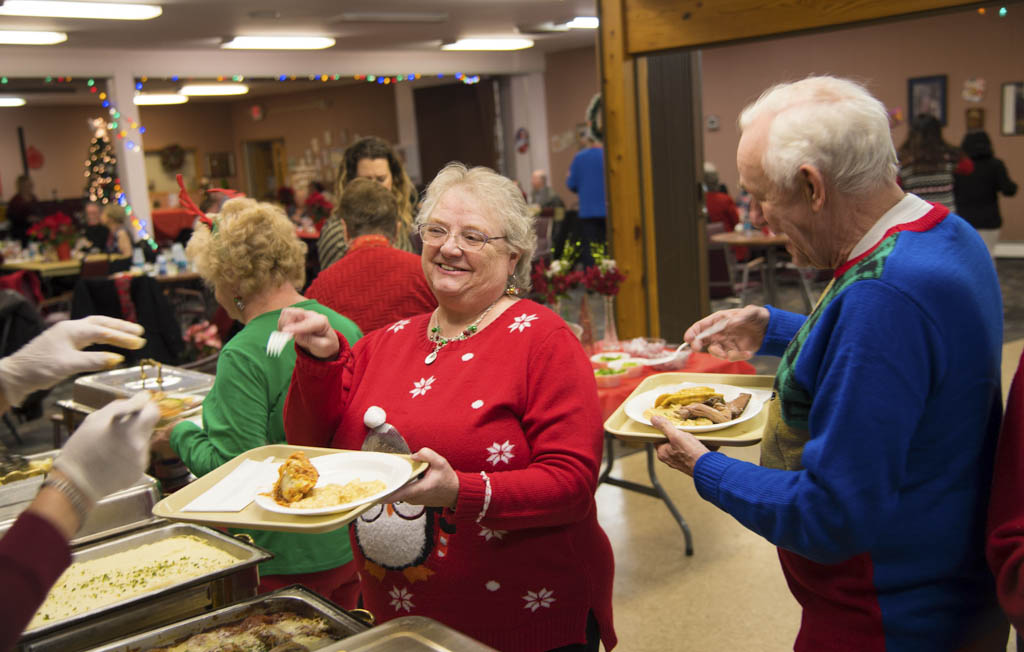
left=644, top=385, right=752, bottom=427
left=28, top=535, right=241, bottom=629
left=145, top=612, right=341, bottom=652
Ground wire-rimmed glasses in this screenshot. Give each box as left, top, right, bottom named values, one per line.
left=417, top=223, right=506, bottom=250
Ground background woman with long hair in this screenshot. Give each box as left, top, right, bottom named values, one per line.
left=336, top=137, right=419, bottom=253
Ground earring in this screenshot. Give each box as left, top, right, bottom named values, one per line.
left=233, top=296, right=245, bottom=312
left=505, top=275, right=518, bottom=296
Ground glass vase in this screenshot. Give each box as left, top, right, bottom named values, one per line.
left=597, top=294, right=619, bottom=352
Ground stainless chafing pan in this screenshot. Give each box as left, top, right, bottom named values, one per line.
left=73, top=364, right=214, bottom=410
left=318, top=616, right=499, bottom=651
left=16, top=522, right=272, bottom=652
left=84, top=585, right=369, bottom=651
left=0, top=452, right=162, bottom=547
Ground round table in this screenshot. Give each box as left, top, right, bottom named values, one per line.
left=710, top=230, right=789, bottom=305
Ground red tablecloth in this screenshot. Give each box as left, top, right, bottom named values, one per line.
left=597, top=352, right=756, bottom=421
left=151, top=209, right=195, bottom=242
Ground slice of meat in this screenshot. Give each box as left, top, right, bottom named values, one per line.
left=727, top=393, right=752, bottom=419
left=683, top=402, right=731, bottom=423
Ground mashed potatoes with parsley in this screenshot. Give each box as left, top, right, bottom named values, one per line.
left=29, top=535, right=241, bottom=630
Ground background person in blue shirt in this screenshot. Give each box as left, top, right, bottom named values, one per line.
left=567, top=135, right=606, bottom=268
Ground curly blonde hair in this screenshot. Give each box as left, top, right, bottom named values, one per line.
left=186, top=197, right=306, bottom=300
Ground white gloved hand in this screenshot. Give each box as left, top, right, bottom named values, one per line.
left=54, top=392, right=160, bottom=503
left=0, top=315, right=146, bottom=407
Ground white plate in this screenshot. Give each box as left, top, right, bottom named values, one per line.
left=624, top=382, right=773, bottom=431
left=253, top=452, right=413, bottom=516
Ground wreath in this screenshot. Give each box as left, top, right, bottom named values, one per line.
left=586, top=93, right=603, bottom=143
left=160, top=144, right=186, bottom=173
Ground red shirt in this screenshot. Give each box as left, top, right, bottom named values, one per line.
left=285, top=301, right=616, bottom=651
left=0, top=512, right=71, bottom=649
left=305, top=235, right=437, bottom=334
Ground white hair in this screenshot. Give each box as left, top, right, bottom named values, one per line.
left=416, top=162, right=537, bottom=290
left=738, top=76, right=898, bottom=196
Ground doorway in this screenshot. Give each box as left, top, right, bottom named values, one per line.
left=243, top=139, right=287, bottom=200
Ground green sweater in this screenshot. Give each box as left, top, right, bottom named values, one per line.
left=170, top=299, right=362, bottom=575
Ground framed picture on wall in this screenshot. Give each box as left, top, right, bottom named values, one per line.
left=1002, top=82, right=1024, bottom=136
left=966, top=107, right=985, bottom=131
left=908, top=75, right=947, bottom=126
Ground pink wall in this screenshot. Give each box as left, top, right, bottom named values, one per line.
left=702, top=7, right=1024, bottom=238
left=139, top=102, right=237, bottom=189
left=544, top=45, right=601, bottom=209
left=0, top=105, right=109, bottom=203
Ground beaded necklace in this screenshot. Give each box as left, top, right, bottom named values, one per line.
left=425, top=296, right=502, bottom=365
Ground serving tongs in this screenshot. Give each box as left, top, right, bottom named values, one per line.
left=645, top=319, right=730, bottom=366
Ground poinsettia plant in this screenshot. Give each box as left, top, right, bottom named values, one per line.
left=582, top=242, right=627, bottom=296
left=27, top=211, right=77, bottom=246
left=531, top=240, right=584, bottom=305
left=303, top=191, right=334, bottom=230
left=182, top=320, right=222, bottom=362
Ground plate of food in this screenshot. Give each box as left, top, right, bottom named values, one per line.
left=253, top=451, right=411, bottom=516
left=152, top=392, right=203, bottom=426
left=624, top=382, right=773, bottom=432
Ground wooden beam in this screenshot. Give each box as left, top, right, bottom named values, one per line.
left=624, top=0, right=984, bottom=55
left=599, top=0, right=649, bottom=339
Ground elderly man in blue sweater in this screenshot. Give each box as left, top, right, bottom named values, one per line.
left=654, top=76, right=1007, bottom=651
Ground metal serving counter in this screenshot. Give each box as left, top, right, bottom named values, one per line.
left=16, top=522, right=271, bottom=652
left=85, top=585, right=369, bottom=651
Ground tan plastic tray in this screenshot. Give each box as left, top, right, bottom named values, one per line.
left=152, top=444, right=428, bottom=534
left=603, top=372, right=775, bottom=446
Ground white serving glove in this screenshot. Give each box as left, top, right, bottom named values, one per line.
left=54, top=391, right=161, bottom=504
left=0, top=315, right=146, bottom=407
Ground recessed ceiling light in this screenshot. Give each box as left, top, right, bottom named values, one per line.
left=0, top=97, right=27, bottom=107
left=0, top=1, right=162, bottom=20
left=179, top=84, right=249, bottom=96
left=133, top=93, right=188, bottom=105
left=566, top=16, right=599, bottom=29
left=222, top=36, right=335, bottom=50
left=441, top=38, right=534, bottom=51
left=0, top=30, right=68, bottom=45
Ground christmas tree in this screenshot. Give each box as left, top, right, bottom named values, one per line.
left=84, top=117, right=118, bottom=204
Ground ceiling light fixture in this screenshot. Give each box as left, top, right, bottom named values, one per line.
left=222, top=36, right=335, bottom=50
left=179, top=83, right=249, bottom=96
left=0, top=97, right=27, bottom=107
left=133, top=93, right=188, bottom=105
left=441, top=38, right=534, bottom=51
left=335, top=11, right=448, bottom=23
left=0, top=0, right=162, bottom=20
left=0, top=30, right=67, bottom=45
left=566, top=16, right=599, bottom=29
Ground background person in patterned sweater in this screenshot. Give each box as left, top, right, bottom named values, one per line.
left=281, top=163, right=615, bottom=652
left=306, top=178, right=436, bottom=334
left=651, top=77, right=1007, bottom=651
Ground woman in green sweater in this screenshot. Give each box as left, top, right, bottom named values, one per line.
left=152, top=197, right=363, bottom=606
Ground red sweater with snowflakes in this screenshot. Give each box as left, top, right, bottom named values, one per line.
left=305, top=235, right=437, bottom=334
left=285, top=300, right=616, bottom=651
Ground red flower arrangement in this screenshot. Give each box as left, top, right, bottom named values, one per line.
left=582, top=243, right=627, bottom=296
left=530, top=241, right=583, bottom=305
left=183, top=320, right=222, bottom=361
left=27, top=211, right=77, bottom=246
left=303, top=192, right=334, bottom=230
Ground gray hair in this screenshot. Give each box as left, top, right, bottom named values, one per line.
left=416, top=163, right=537, bottom=290
left=738, top=76, right=898, bottom=196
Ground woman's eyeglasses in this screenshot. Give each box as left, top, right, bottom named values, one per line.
left=418, top=223, right=506, bottom=250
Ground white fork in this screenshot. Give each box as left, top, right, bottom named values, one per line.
left=265, top=330, right=294, bottom=357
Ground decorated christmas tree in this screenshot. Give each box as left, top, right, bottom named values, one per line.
left=84, top=117, right=118, bottom=204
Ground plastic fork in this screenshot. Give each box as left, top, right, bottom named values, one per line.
left=646, top=319, right=730, bottom=365
left=265, top=330, right=294, bottom=358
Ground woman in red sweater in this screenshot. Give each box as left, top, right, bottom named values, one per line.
left=281, top=163, right=615, bottom=652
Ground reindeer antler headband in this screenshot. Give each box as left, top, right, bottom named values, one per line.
left=175, top=174, right=245, bottom=233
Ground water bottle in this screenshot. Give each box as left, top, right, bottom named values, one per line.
left=171, top=242, right=187, bottom=272
left=157, top=253, right=168, bottom=276
left=131, top=247, right=145, bottom=271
